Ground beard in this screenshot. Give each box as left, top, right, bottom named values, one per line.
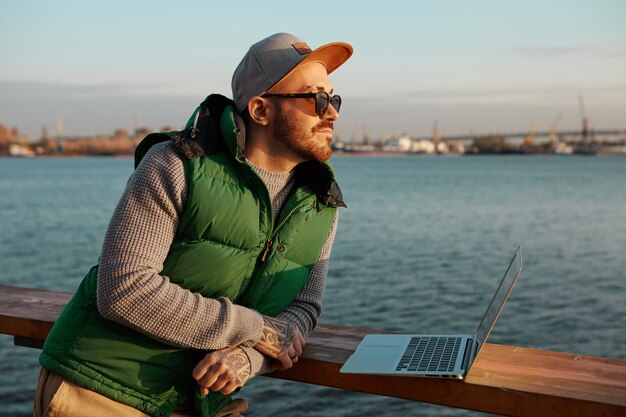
left=272, top=107, right=333, bottom=163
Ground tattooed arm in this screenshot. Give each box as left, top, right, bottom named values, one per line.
left=256, top=316, right=295, bottom=354
left=253, top=316, right=305, bottom=370
left=192, top=346, right=252, bottom=395
left=193, top=315, right=305, bottom=395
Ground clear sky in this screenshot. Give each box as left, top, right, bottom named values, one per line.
left=1, top=0, right=625, bottom=141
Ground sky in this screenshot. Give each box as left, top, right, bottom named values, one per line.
left=1, top=0, right=625, bottom=141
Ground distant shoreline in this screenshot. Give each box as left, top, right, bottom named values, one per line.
left=2, top=149, right=626, bottom=158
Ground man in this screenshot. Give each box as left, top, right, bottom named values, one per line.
left=33, top=32, right=353, bottom=417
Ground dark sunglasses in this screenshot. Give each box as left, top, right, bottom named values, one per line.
left=261, top=91, right=341, bottom=117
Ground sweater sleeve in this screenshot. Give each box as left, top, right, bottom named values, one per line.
left=96, top=142, right=264, bottom=350
left=241, top=211, right=339, bottom=376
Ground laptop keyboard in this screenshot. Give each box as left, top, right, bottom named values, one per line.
left=395, top=336, right=462, bottom=372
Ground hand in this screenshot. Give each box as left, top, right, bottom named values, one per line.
left=273, top=327, right=305, bottom=371
left=192, top=346, right=251, bottom=395
left=254, top=316, right=306, bottom=370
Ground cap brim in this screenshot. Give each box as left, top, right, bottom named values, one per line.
left=266, top=42, right=353, bottom=93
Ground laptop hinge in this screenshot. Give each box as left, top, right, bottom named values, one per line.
left=461, top=338, right=474, bottom=372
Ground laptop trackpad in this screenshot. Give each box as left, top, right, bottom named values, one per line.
left=359, top=345, right=400, bottom=358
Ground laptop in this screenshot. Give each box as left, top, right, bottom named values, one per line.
left=340, top=246, right=522, bottom=379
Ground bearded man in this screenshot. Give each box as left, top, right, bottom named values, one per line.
left=34, top=32, right=353, bottom=417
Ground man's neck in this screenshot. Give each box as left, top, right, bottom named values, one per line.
left=245, top=149, right=298, bottom=173
left=245, top=130, right=302, bottom=173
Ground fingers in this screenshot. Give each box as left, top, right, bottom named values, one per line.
left=194, top=350, right=247, bottom=396
left=272, top=328, right=306, bottom=371
left=289, top=345, right=300, bottom=364
left=197, top=363, right=225, bottom=392
left=273, top=343, right=305, bottom=371
left=292, top=329, right=305, bottom=356
left=196, top=363, right=243, bottom=395
left=192, top=352, right=220, bottom=380
left=210, top=372, right=232, bottom=392
left=219, top=379, right=241, bottom=395
left=274, top=349, right=293, bottom=370
left=287, top=345, right=296, bottom=358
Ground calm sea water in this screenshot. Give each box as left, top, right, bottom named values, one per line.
left=1, top=155, right=625, bottom=417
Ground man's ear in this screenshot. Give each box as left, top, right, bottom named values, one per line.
left=248, top=97, right=272, bottom=126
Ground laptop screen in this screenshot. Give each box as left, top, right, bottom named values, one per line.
left=472, top=246, right=522, bottom=357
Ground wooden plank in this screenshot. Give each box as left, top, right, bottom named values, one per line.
left=270, top=324, right=626, bottom=417
left=0, top=285, right=68, bottom=339
left=1, top=285, right=625, bottom=417
left=14, top=336, right=45, bottom=349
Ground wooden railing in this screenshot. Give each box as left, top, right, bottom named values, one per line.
left=1, top=284, right=625, bottom=417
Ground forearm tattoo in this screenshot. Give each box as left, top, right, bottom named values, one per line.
left=259, top=316, right=296, bottom=356
left=215, top=348, right=251, bottom=385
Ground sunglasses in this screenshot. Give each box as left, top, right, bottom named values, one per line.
left=261, top=91, right=342, bottom=117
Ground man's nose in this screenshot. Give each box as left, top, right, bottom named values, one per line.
left=323, top=102, right=339, bottom=122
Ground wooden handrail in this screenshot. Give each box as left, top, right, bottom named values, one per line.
left=1, top=284, right=625, bottom=417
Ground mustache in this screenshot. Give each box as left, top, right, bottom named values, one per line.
left=314, top=121, right=334, bottom=131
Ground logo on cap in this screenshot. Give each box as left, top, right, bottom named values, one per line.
left=292, top=42, right=312, bottom=55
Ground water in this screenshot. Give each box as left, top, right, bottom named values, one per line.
left=1, top=155, right=625, bottom=416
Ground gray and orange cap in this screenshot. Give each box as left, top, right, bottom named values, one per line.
left=232, top=32, right=353, bottom=112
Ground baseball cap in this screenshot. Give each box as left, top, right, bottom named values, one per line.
left=232, top=33, right=353, bottom=112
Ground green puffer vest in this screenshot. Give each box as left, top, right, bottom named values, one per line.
left=39, top=95, right=345, bottom=417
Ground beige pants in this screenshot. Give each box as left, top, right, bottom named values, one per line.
left=33, top=368, right=248, bottom=417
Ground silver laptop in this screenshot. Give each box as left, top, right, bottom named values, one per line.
left=340, top=246, right=522, bottom=379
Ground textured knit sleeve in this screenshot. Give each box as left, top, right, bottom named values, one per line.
left=96, top=142, right=264, bottom=350
left=241, top=211, right=339, bottom=376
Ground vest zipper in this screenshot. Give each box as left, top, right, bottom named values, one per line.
left=245, top=164, right=310, bottom=263
left=261, top=239, right=273, bottom=262
left=244, top=166, right=276, bottom=256
left=260, top=200, right=310, bottom=262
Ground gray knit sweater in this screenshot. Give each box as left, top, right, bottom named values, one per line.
left=96, top=141, right=337, bottom=377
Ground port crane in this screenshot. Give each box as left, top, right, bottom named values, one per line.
left=575, top=95, right=597, bottom=154
left=579, top=95, right=589, bottom=143
left=524, top=122, right=538, bottom=149
left=548, top=111, right=563, bottom=144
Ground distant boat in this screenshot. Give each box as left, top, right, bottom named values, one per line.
left=8, top=144, right=35, bottom=157
left=553, top=142, right=573, bottom=155
left=572, top=142, right=598, bottom=155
